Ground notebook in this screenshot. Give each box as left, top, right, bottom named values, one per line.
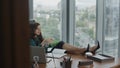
left=30, top=46, right=46, bottom=63
left=87, top=54, right=115, bottom=62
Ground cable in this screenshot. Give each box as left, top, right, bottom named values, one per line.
left=52, top=52, right=56, bottom=68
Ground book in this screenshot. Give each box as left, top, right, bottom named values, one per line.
left=87, top=54, right=115, bottom=62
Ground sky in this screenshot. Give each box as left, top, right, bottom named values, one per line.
left=34, top=0, right=60, bottom=7
left=34, top=0, right=96, bottom=9
left=76, top=0, right=96, bottom=8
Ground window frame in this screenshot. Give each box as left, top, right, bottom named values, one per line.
left=118, top=0, right=120, bottom=57
left=61, top=0, right=68, bottom=42
left=29, top=0, right=33, bottom=19
left=96, top=0, right=104, bottom=54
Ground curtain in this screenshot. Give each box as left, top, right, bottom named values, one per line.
left=0, top=0, right=30, bottom=68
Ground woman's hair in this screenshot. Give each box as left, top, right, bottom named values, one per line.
left=30, top=20, right=44, bottom=43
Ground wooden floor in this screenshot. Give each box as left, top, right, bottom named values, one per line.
left=38, top=54, right=120, bottom=68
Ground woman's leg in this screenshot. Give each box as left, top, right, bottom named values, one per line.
left=62, top=43, right=86, bottom=54
left=62, top=42, right=100, bottom=55
left=48, top=40, right=100, bottom=55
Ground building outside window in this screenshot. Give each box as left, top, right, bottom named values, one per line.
left=75, top=0, right=96, bottom=47
left=33, top=0, right=61, bottom=41
left=103, top=0, right=119, bottom=57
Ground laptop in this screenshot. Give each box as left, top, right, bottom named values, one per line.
left=46, top=48, right=66, bottom=59
left=30, top=46, right=46, bottom=63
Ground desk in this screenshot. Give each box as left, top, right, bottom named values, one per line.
left=39, top=54, right=120, bottom=68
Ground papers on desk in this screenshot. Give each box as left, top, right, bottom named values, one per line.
left=46, top=48, right=66, bottom=59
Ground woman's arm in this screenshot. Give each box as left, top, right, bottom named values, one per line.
left=41, top=38, right=54, bottom=47
left=30, top=39, right=36, bottom=46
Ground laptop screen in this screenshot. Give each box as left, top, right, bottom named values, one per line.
left=30, top=46, right=46, bottom=63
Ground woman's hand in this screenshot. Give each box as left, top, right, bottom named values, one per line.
left=46, top=38, right=54, bottom=43
left=41, top=38, right=54, bottom=47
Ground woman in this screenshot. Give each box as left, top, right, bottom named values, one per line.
left=30, top=20, right=100, bottom=55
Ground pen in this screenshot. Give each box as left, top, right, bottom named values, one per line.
left=63, top=57, right=66, bottom=62
left=47, top=59, right=52, bottom=63
left=68, top=56, right=71, bottom=61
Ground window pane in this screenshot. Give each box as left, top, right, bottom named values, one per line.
left=33, top=0, right=61, bottom=41
left=103, top=0, right=119, bottom=57
left=75, top=0, right=96, bottom=47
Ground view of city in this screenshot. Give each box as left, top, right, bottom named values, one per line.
left=75, top=0, right=96, bottom=47
left=33, top=0, right=96, bottom=48
left=103, top=0, right=119, bottom=57
left=33, top=0, right=61, bottom=41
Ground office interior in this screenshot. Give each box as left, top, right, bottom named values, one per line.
left=1, top=0, right=120, bottom=68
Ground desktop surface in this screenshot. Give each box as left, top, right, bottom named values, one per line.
left=39, top=54, right=120, bottom=68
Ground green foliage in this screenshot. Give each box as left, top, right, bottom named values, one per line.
left=35, top=10, right=60, bottom=41
left=76, top=21, right=86, bottom=27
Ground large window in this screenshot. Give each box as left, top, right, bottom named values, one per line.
left=103, top=0, right=119, bottom=57
left=75, top=0, right=96, bottom=47
left=31, top=0, right=120, bottom=57
left=33, top=0, right=61, bottom=41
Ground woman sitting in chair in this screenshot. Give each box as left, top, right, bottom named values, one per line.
left=29, top=20, right=100, bottom=55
